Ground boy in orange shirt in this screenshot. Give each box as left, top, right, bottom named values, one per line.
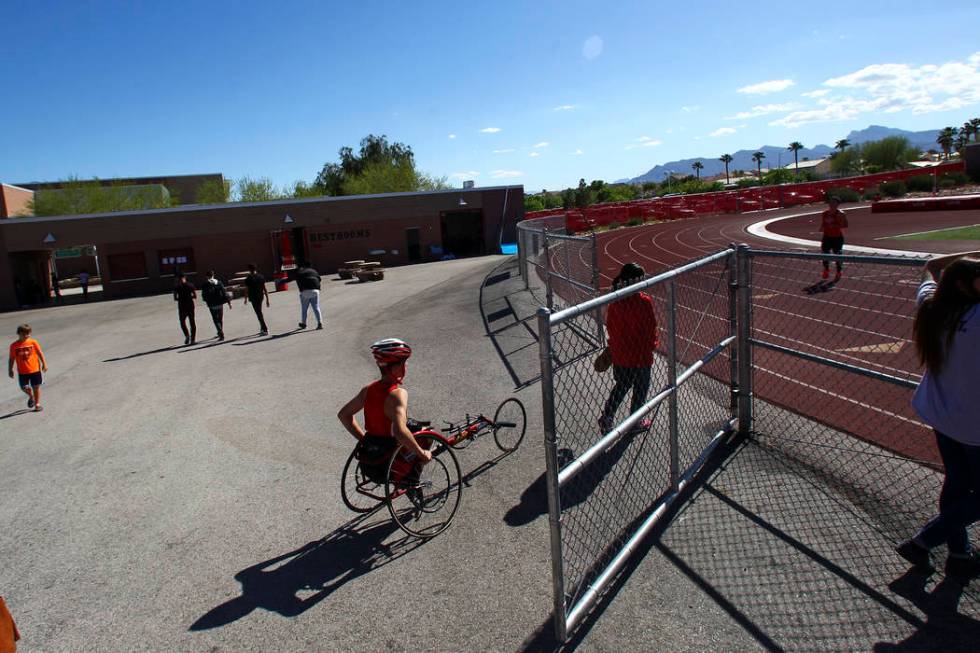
left=7, top=324, right=48, bottom=412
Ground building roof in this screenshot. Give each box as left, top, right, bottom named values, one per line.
left=781, top=158, right=829, bottom=170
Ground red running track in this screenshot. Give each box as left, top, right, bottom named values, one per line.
left=585, top=206, right=980, bottom=467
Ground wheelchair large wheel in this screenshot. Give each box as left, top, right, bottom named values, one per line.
left=385, top=432, right=462, bottom=538
left=341, top=449, right=386, bottom=514
left=492, top=398, right=526, bottom=453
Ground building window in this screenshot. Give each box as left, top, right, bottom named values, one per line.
left=159, top=248, right=195, bottom=276
left=108, top=253, right=148, bottom=281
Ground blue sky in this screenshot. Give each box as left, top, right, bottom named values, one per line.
left=2, top=0, right=980, bottom=193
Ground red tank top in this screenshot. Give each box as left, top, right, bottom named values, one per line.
left=364, top=380, right=399, bottom=437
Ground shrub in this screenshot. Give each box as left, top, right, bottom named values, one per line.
left=938, top=177, right=957, bottom=189
left=862, top=188, right=880, bottom=201
left=906, top=175, right=935, bottom=192
left=825, top=186, right=861, bottom=203
left=940, top=171, right=969, bottom=186
left=626, top=218, right=643, bottom=227
left=879, top=181, right=907, bottom=198
left=606, top=221, right=621, bottom=230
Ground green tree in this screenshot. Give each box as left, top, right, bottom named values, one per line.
left=314, top=134, right=416, bottom=196
left=788, top=141, right=804, bottom=175
left=936, top=127, right=957, bottom=160
left=290, top=180, right=322, bottom=198
left=860, top=136, right=920, bottom=171
left=524, top=194, right=546, bottom=212
left=234, top=176, right=283, bottom=202
left=830, top=148, right=862, bottom=175
left=751, top=151, right=766, bottom=181
left=692, top=160, right=704, bottom=180
left=573, top=178, right=591, bottom=208
left=763, top=168, right=798, bottom=185
left=719, top=154, right=733, bottom=184
left=955, top=132, right=969, bottom=156
left=835, top=138, right=850, bottom=152
left=196, top=179, right=230, bottom=204
left=970, top=117, right=980, bottom=142
left=28, top=177, right=172, bottom=216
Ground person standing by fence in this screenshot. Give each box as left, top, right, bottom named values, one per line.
left=598, top=263, right=659, bottom=434
left=819, top=196, right=848, bottom=281
left=897, top=250, right=980, bottom=581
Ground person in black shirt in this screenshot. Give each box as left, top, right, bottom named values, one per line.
left=243, top=263, right=270, bottom=335
left=173, top=274, right=197, bottom=345
left=201, top=270, right=232, bottom=340
left=290, top=260, right=323, bottom=330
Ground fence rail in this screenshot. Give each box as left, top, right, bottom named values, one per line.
left=534, top=243, right=953, bottom=641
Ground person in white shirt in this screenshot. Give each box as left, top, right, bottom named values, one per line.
left=897, top=250, right=980, bottom=581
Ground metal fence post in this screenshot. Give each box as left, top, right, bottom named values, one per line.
left=591, top=231, right=604, bottom=343
left=667, top=279, right=680, bottom=491
left=736, top=244, right=753, bottom=435
left=537, top=307, right=568, bottom=642
left=543, top=229, right=554, bottom=310
left=727, top=245, right=738, bottom=416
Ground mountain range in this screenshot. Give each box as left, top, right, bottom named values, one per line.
left=625, top=125, right=942, bottom=184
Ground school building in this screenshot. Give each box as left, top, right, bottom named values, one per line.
left=0, top=184, right=523, bottom=311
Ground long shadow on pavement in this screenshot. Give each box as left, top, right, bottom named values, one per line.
left=231, top=328, right=315, bottom=346
left=478, top=257, right=546, bottom=390
left=189, top=512, right=425, bottom=630
left=0, top=408, right=35, bottom=420
left=103, top=345, right=183, bottom=362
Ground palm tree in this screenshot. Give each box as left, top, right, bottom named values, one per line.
left=752, top=151, right=766, bottom=180
left=835, top=138, right=850, bottom=152
left=692, top=160, right=704, bottom=180
left=937, top=127, right=957, bottom=160
left=719, top=154, right=733, bottom=184
left=788, top=141, right=804, bottom=175
left=971, top=117, right=980, bottom=142
left=962, top=121, right=976, bottom=144
left=955, top=133, right=969, bottom=156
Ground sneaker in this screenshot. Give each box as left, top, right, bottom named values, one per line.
left=28, top=397, right=35, bottom=409
left=821, top=268, right=829, bottom=280
left=190, top=337, right=196, bottom=345
left=896, top=540, right=933, bottom=571
left=34, top=405, right=43, bottom=412
left=184, top=337, right=190, bottom=345
left=260, top=329, right=268, bottom=336
left=945, top=552, right=980, bottom=581
left=298, top=322, right=306, bottom=329
left=316, top=323, right=323, bottom=330
left=218, top=333, right=225, bottom=341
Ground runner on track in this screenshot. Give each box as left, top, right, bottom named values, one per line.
left=819, top=196, right=848, bottom=281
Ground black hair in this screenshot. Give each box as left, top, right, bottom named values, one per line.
left=613, top=262, right=645, bottom=290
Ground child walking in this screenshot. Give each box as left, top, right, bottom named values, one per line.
left=7, top=324, right=48, bottom=412
left=820, top=196, right=848, bottom=281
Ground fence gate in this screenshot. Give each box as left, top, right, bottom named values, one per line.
left=537, top=248, right=746, bottom=640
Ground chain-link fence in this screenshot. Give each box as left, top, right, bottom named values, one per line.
left=537, top=248, right=740, bottom=640
left=516, top=218, right=599, bottom=312
left=535, top=244, right=968, bottom=642
left=744, top=249, right=965, bottom=554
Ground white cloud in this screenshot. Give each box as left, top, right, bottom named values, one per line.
left=533, top=141, right=550, bottom=148
left=529, top=152, right=540, bottom=158
left=490, top=170, right=523, bottom=179
left=710, top=127, right=738, bottom=137
left=480, top=127, right=501, bottom=133
left=450, top=171, right=480, bottom=179
left=492, top=148, right=515, bottom=154
left=572, top=149, right=584, bottom=155
left=737, top=79, right=795, bottom=95
left=724, top=103, right=800, bottom=120
left=448, top=133, right=456, bottom=139
left=681, top=105, right=701, bottom=113
left=583, top=35, right=603, bottom=60
left=553, top=104, right=578, bottom=111
left=771, top=52, right=980, bottom=127
left=625, top=136, right=663, bottom=150
left=801, top=89, right=830, bottom=98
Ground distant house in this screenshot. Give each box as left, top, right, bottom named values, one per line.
left=781, top=157, right=831, bottom=177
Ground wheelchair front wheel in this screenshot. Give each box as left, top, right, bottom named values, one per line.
left=385, top=432, right=462, bottom=538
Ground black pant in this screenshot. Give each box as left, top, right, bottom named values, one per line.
left=821, top=235, right=844, bottom=271
left=208, top=305, right=224, bottom=336
left=602, top=365, right=652, bottom=424
left=178, top=304, right=196, bottom=340
left=916, top=431, right=980, bottom=554
left=249, top=297, right=267, bottom=332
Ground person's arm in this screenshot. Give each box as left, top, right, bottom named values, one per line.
left=337, top=385, right=369, bottom=440
left=35, top=342, right=47, bottom=372
left=224, top=283, right=232, bottom=309
left=7, top=354, right=13, bottom=379
left=839, top=210, right=848, bottom=229
left=386, top=388, right=432, bottom=462
left=644, top=298, right=659, bottom=350
left=924, top=250, right=980, bottom=281
left=263, top=283, right=270, bottom=307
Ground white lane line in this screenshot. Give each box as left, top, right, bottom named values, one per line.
left=877, top=223, right=980, bottom=240
left=746, top=208, right=934, bottom=257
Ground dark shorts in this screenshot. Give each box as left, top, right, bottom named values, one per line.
left=19, top=371, right=43, bottom=388
left=355, top=435, right=398, bottom=484
left=821, top=235, right=844, bottom=254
